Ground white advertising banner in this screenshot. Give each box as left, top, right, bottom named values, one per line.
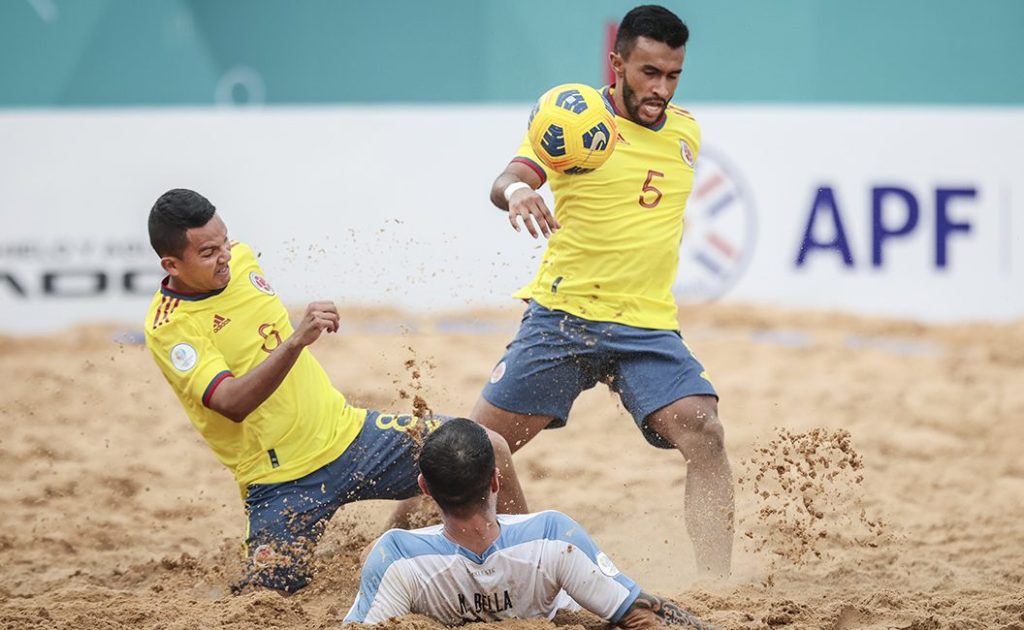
left=0, top=105, right=1021, bottom=333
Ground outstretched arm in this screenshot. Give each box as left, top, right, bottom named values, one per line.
left=618, top=591, right=716, bottom=630
left=207, top=301, right=339, bottom=422
left=489, top=161, right=559, bottom=239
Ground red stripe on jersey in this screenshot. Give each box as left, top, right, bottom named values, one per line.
left=157, top=296, right=173, bottom=328
left=159, top=298, right=181, bottom=327
left=152, top=295, right=168, bottom=329
left=511, top=157, right=547, bottom=186
left=668, top=104, right=695, bottom=120
left=202, top=370, right=233, bottom=407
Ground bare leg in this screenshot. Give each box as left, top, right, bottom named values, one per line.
left=484, top=426, right=530, bottom=514
left=471, top=397, right=554, bottom=513
left=646, top=395, right=734, bottom=578
left=471, top=397, right=553, bottom=454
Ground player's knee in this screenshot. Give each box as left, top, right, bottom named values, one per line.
left=691, top=413, right=726, bottom=455
left=484, top=427, right=513, bottom=461
left=653, top=398, right=725, bottom=458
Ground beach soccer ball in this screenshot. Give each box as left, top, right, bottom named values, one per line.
left=527, top=83, right=618, bottom=175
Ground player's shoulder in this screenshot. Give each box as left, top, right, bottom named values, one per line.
left=666, top=102, right=697, bottom=124
left=144, top=290, right=196, bottom=346
left=498, top=510, right=582, bottom=544
left=230, top=241, right=276, bottom=287
left=663, top=103, right=700, bottom=135
left=374, top=525, right=448, bottom=558
left=499, top=509, right=568, bottom=525
left=229, top=240, right=258, bottom=265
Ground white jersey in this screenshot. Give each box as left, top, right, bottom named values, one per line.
left=344, top=510, right=641, bottom=625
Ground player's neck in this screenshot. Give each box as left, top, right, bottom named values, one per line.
left=609, top=83, right=628, bottom=119
left=442, top=511, right=500, bottom=556
left=165, top=275, right=203, bottom=295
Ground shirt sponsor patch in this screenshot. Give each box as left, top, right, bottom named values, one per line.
left=170, top=343, right=198, bottom=372
left=596, top=551, right=620, bottom=577
left=250, top=272, right=275, bottom=295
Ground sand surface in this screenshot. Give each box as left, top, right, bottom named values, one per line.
left=2, top=304, right=1023, bottom=629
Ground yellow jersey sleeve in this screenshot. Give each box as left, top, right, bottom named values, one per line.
left=147, top=315, right=233, bottom=412
left=512, top=132, right=551, bottom=185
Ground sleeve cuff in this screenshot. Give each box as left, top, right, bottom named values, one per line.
left=511, top=157, right=547, bottom=185
left=609, top=584, right=643, bottom=624
left=202, top=370, right=233, bottom=407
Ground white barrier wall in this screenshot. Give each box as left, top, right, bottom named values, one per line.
left=0, top=105, right=1021, bottom=333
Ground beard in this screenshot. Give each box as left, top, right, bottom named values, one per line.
left=620, top=71, right=667, bottom=128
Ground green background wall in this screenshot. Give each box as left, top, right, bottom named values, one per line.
left=2, top=0, right=1022, bottom=107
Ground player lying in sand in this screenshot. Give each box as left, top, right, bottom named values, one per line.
left=344, top=418, right=716, bottom=629
left=143, top=188, right=528, bottom=593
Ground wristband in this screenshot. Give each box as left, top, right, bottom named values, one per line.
left=503, top=181, right=533, bottom=203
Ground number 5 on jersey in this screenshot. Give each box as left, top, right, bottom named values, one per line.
left=639, top=170, right=665, bottom=208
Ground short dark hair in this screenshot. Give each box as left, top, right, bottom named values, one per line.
left=615, top=5, right=689, bottom=58
left=148, top=188, right=217, bottom=257
left=418, top=418, right=495, bottom=514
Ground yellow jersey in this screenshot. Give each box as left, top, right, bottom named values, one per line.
left=512, top=85, right=700, bottom=331
left=144, top=242, right=365, bottom=494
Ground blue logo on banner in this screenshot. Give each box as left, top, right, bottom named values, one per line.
left=795, top=185, right=976, bottom=268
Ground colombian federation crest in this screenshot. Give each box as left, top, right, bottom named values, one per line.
left=679, top=140, right=695, bottom=167
left=249, top=272, right=275, bottom=296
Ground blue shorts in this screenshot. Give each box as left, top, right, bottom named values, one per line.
left=482, top=301, right=717, bottom=449
left=238, top=411, right=446, bottom=592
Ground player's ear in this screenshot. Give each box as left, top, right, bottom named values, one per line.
left=417, top=474, right=432, bottom=498
left=609, top=50, right=625, bottom=78
left=490, top=468, right=500, bottom=494
left=160, top=256, right=180, bottom=276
